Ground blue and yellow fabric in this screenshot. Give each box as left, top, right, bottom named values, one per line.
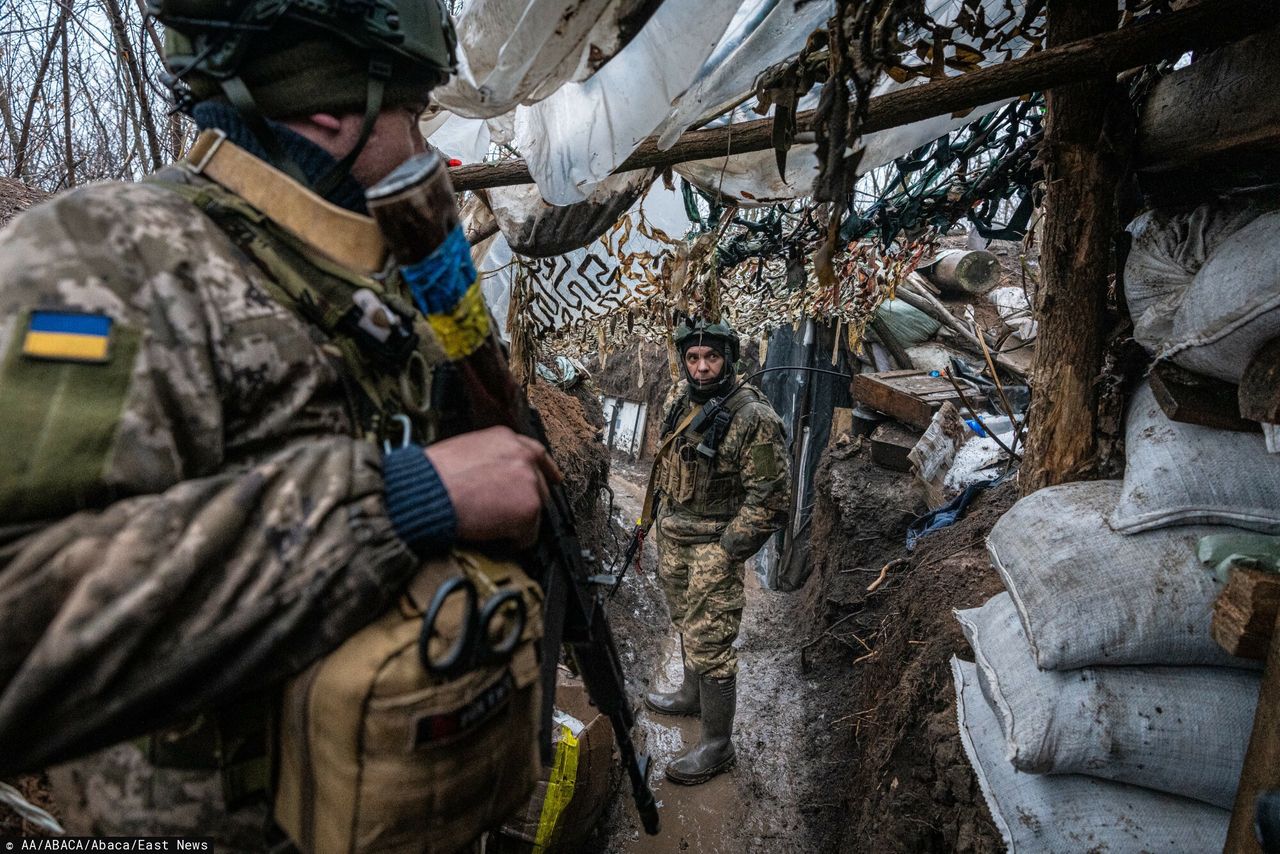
left=400, top=225, right=490, bottom=362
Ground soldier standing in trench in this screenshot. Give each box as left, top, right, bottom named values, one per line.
left=0, top=1, right=560, bottom=848
left=644, top=318, right=791, bottom=784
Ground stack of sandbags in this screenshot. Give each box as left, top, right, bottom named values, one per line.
left=952, top=479, right=1264, bottom=851
left=1125, top=198, right=1280, bottom=448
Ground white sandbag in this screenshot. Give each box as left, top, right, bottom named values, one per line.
left=1111, top=383, right=1280, bottom=534
left=1161, top=209, right=1280, bottom=382
left=1124, top=200, right=1272, bottom=354
left=988, top=479, right=1248, bottom=669
left=987, top=286, right=1036, bottom=341
left=957, top=594, right=1257, bottom=809
left=952, top=657, right=1230, bottom=853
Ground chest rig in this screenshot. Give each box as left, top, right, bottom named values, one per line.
left=657, top=386, right=759, bottom=519
left=150, top=132, right=457, bottom=450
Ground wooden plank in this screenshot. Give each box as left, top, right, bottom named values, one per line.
left=1240, top=338, right=1280, bottom=424
left=1213, top=569, right=1280, bottom=661
left=870, top=422, right=922, bottom=472
left=829, top=407, right=855, bottom=447
left=1223, top=607, right=1280, bottom=853
left=1149, top=362, right=1259, bottom=433
left=448, top=0, right=1280, bottom=191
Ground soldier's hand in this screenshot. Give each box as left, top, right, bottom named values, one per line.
left=425, top=426, right=563, bottom=549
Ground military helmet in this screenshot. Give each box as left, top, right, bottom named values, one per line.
left=153, top=0, right=457, bottom=88
left=152, top=0, right=457, bottom=193
left=674, top=317, right=741, bottom=364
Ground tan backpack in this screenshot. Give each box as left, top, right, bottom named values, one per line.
left=274, top=548, right=544, bottom=853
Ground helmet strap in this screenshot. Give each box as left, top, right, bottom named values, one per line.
left=220, top=74, right=310, bottom=185
left=314, top=55, right=392, bottom=198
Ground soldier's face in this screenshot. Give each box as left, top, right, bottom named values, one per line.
left=684, top=346, right=725, bottom=384
left=350, top=105, right=428, bottom=187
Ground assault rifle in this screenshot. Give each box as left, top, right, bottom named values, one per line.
left=367, top=152, right=659, bottom=835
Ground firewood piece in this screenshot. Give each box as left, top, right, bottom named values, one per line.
left=1240, top=338, right=1280, bottom=425
left=1213, top=568, right=1280, bottom=661
left=1148, top=362, right=1259, bottom=433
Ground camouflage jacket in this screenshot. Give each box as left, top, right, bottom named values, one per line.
left=654, top=381, right=791, bottom=563
left=0, top=168, right=432, bottom=774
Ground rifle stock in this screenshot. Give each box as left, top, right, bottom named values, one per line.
left=367, top=151, right=660, bottom=836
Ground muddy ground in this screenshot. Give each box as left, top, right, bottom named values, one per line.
left=593, top=439, right=1012, bottom=853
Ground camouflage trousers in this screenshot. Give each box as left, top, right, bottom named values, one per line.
left=655, top=536, right=745, bottom=679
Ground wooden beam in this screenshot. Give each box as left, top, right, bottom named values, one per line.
left=1021, top=0, right=1127, bottom=493
left=448, top=0, right=1279, bottom=192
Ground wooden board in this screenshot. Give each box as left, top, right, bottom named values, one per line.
left=852, top=369, right=987, bottom=430
left=870, top=422, right=923, bottom=472
left=1148, top=362, right=1259, bottom=433
left=1213, top=568, right=1280, bottom=661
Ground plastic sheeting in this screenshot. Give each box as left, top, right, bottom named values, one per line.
left=432, top=0, right=628, bottom=119
left=512, top=0, right=745, bottom=204
left=486, top=170, right=656, bottom=257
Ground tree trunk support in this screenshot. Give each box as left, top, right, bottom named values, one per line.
left=1020, top=0, right=1131, bottom=494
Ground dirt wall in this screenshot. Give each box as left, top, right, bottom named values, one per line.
left=800, top=439, right=1014, bottom=852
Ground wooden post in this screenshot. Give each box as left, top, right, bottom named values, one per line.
left=1223, top=606, right=1280, bottom=853
left=1020, top=0, right=1130, bottom=493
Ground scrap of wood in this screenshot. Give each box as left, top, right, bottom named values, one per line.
left=1213, top=568, right=1280, bottom=660
left=1148, top=362, right=1258, bottom=432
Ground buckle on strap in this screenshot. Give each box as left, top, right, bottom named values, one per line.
left=185, top=129, right=229, bottom=175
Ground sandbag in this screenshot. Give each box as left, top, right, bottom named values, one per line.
left=485, top=169, right=654, bottom=257
left=988, top=479, right=1249, bottom=670
left=1124, top=200, right=1272, bottom=354
left=1160, top=208, right=1280, bottom=382
left=866, top=299, right=940, bottom=348
left=957, top=593, right=1257, bottom=809
left=1111, top=383, right=1280, bottom=534
left=952, top=657, right=1230, bottom=854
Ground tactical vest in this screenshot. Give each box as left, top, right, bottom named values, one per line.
left=141, top=157, right=541, bottom=852
left=656, top=386, right=763, bottom=520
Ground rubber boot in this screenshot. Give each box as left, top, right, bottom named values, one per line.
left=645, top=639, right=701, bottom=716
left=665, top=674, right=736, bottom=785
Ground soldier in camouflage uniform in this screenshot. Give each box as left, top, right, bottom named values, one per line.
left=0, top=2, right=559, bottom=848
left=644, top=318, right=790, bottom=785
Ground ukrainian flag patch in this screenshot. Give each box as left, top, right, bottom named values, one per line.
left=22, top=311, right=113, bottom=363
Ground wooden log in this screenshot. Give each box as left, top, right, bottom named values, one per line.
left=1021, top=0, right=1128, bottom=494
left=898, top=275, right=1028, bottom=380
left=1223, top=604, right=1280, bottom=853
left=1213, top=568, right=1280, bottom=661
left=1138, top=24, right=1280, bottom=192
left=1148, top=362, right=1259, bottom=433
left=1240, top=338, right=1280, bottom=425
left=448, top=0, right=1279, bottom=192
left=924, top=249, right=1002, bottom=296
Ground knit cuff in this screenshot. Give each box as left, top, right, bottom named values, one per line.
left=383, top=445, right=457, bottom=556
